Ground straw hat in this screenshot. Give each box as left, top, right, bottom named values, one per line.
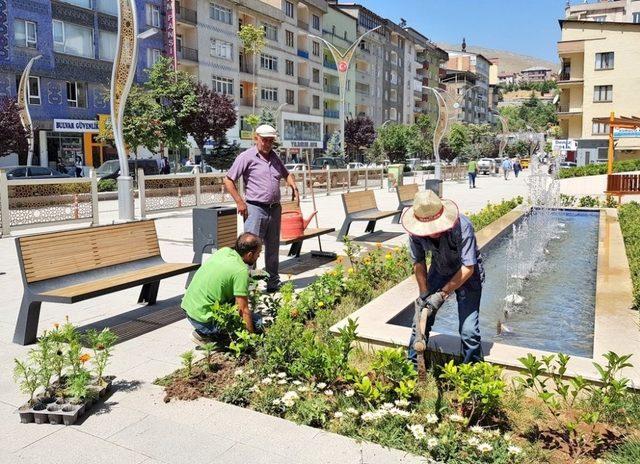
left=401, top=190, right=459, bottom=237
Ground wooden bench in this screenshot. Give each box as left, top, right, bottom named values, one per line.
left=279, top=201, right=335, bottom=257
left=13, top=220, right=199, bottom=345
left=392, top=184, right=419, bottom=224
left=337, top=190, right=402, bottom=241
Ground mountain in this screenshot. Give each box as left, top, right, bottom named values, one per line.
left=437, top=42, right=560, bottom=75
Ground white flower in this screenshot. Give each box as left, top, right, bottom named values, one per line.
left=281, top=391, right=299, bottom=407
left=425, top=413, right=439, bottom=425
left=261, top=377, right=273, bottom=385
left=268, top=373, right=276, bottom=378
left=297, top=386, right=309, bottom=392
left=316, top=382, right=327, bottom=390
left=394, top=399, right=410, bottom=408
left=272, top=398, right=281, bottom=406
left=381, top=402, right=394, bottom=410
left=247, top=369, right=255, bottom=375
left=427, top=437, right=439, bottom=450
left=344, top=389, right=355, bottom=397
left=346, top=407, right=359, bottom=415
left=467, top=436, right=480, bottom=446
left=503, top=433, right=512, bottom=442
left=407, top=424, right=426, bottom=440
left=476, top=443, right=493, bottom=454
left=277, top=379, right=288, bottom=385
left=361, top=412, right=377, bottom=422
left=233, top=368, right=244, bottom=376
left=507, top=445, right=521, bottom=455
left=389, top=407, right=411, bottom=417
left=248, top=385, right=259, bottom=393
left=334, top=412, right=344, bottom=419
left=448, top=414, right=466, bottom=423
left=470, top=425, right=484, bottom=434
left=324, top=389, right=334, bottom=396
left=277, top=372, right=287, bottom=379
left=292, top=380, right=302, bottom=386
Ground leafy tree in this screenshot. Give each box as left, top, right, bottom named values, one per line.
left=202, top=135, right=241, bottom=170
left=238, top=24, right=266, bottom=114
left=344, top=116, right=375, bottom=159
left=326, top=131, right=342, bottom=157
left=370, top=123, right=421, bottom=163
left=499, top=94, right=557, bottom=133
left=0, top=97, right=28, bottom=159
left=259, top=106, right=276, bottom=127
left=448, top=123, right=469, bottom=157
left=183, top=83, right=237, bottom=153
left=414, top=114, right=435, bottom=158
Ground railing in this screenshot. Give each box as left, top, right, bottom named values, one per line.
left=0, top=170, right=98, bottom=236
left=175, top=5, right=197, bottom=25
left=279, top=168, right=385, bottom=198
left=323, top=59, right=337, bottom=70
left=298, top=105, right=310, bottom=114
left=297, top=19, right=309, bottom=30
left=607, top=173, right=640, bottom=195
left=324, top=84, right=339, bottom=95
left=297, top=76, right=310, bottom=87
left=297, top=49, right=309, bottom=59
left=557, top=104, right=581, bottom=113
left=324, top=109, right=340, bottom=119
left=178, top=46, right=199, bottom=62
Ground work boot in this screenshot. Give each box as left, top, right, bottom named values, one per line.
left=191, top=330, right=219, bottom=348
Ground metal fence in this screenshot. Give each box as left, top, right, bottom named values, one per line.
left=280, top=167, right=385, bottom=198
left=0, top=170, right=98, bottom=236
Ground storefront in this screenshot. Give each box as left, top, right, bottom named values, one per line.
left=280, top=112, right=324, bottom=163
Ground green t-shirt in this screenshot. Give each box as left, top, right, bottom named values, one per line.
left=181, top=247, right=249, bottom=323
left=468, top=161, right=477, bottom=173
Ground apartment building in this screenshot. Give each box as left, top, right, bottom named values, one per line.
left=520, top=66, right=553, bottom=82
left=557, top=19, right=640, bottom=165
left=442, top=69, right=478, bottom=124
left=565, top=0, right=640, bottom=23
left=0, top=0, right=163, bottom=168
left=445, top=48, right=492, bottom=124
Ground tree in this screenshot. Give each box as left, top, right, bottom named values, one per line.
left=202, top=135, right=241, bottom=170
left=344, top=116, right=375, bottom=159
left=0, top=97, right=28, bottom=159
left=238, top=24, right=266, bottom=115
left=370, top=123, right=421, bottom=163
left=414, top=114, right=435, bottom=158
left=499, top=95, right=557, bottom=133
left=259, top=106, right=276, bottom=127
left=326, top=131, right=342, bottom=157
left=448, top=124, right=469, bottom=157
left=183, top=83, right=236, bottom=153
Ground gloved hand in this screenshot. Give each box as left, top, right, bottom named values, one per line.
left=413, top=291, right=447, bottom=353
left=424, top=291, right=447, bottom=315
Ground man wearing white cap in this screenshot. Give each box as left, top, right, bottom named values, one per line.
left=401, top=190, right=484, bottom=366
left=224, top=125, right=299, bottom=292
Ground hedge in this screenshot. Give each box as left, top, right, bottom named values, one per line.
left=558, top=159, right=640, bottom=179
left=618, top=202, right=640, bottom=309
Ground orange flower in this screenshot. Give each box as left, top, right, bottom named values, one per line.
left=336, top=256, right=344, bottom=264
left=53, top=323, right=59, bottom=329
left=375, top=243, right=382, bottom=249
left=79, top=354, right=91, bottom=364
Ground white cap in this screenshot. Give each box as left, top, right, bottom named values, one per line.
left=255, top=124, right=278, bottom=138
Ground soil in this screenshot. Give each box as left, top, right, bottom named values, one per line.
left=159, top=353, right=239, bottom=403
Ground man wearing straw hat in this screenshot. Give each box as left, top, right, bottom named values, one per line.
left=401, top=190, right=484, bottom=366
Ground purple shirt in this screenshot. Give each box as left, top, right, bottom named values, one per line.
left=226, top=146, right=289, bottom=204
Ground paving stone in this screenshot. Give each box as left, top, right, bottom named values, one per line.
left=108, top=415, right=235, bottom=464
left=0, top=401, right=64, bottom=453
left=71, top=401, right=149, bottom=439
left=210, top=443, right=291, bottom=464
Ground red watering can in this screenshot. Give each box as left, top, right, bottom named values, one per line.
left=281, top=210, right=317, bottom=239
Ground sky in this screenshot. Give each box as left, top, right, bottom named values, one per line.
left=357, top=0, right=566, bottom=62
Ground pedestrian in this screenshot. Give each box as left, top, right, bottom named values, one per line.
left=501, top=157, right=512, bottom=180
left=160, top=155, right=171, bottom=174
left=223, top=124, right=300, bottom=293
left=182, top=233, right=264, bottom=346
left=513, top=158, right=522, bottom=178
left=401, top=190, right=484, bottom=370
left=56, top=157, right=66, bottom=175
left=467, top=159, right=478, bottom=189
left=74, top=156, right=83, bottom=177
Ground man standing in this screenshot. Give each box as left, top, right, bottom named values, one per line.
left=501, top=157, right=512, bottom=180
left=224, top=125, right=299, bottom=293
left=467, top=159, right=478, bottom=189
left=182, top=233, right=263, bottom=345
left=402, top=190, right=484, bottom=368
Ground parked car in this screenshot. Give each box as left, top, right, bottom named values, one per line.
left=4, top=166, right=70, bottom=180
left=310, top=157, right=347, bottom=170
left=177, top=163, right=220, bottom=174
left=559, top=161, right=577, bottom=168
left=285, top=163, right=308, bottom=172
left=96, top=159, right=159, bottom=180
left=348, top=162, right=366, bottom=169
left=477, top=158, right=496, bottom=175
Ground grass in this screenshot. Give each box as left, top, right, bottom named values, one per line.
left=604, top=438, right=640, bottom=464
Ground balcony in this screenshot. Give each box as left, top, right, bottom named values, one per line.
left=557, top=72, right=584, bottom=87
left=324, top=109, right=339, bottom=119
left=175, top=5, right=197, bottom=26
left=178, top=46, right=198, bottom=63
left=324, top=84, right=339, bottom=95
left=298, top=105, right=310, bottom=114
left=558, top=40, right=584, bottom=55
left=323, top=59, right=337, bottom=70
left=297, top=19, right=309, bottom=30
left=297, top=49, right=309, bottom=59
left=298, top=77, right=310, bottom=87
left=557, top=104, right=583, bottom=117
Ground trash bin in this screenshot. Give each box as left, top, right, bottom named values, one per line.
left=387, top=164, right=404, bottom=189
left=424, top=179, right=443, bottom=197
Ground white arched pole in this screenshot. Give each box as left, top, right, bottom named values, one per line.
left=18, top=54, right=42, bottom=166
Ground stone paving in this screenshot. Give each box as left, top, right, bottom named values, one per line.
left=0, top=170, right=612, bottom=463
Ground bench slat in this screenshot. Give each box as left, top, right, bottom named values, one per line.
left=343, top=190, right=378, bottom=214
left=397, top=184, right=419, bottom=202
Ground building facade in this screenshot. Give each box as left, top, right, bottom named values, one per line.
left=557, top=19, right=640, bottom=164
left=565, top=0, right=640, bottom=23
left=519, top=66, right=553, bottom=82
left=444, top=49, right=492, bottom=124
left=0, top=0, right=162, bottom=168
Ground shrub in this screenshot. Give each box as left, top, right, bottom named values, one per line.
left=619, top=202, right=640, bottom=308
left=97, top=179, right=117, bottom=192
left=468, top=197, right=523, bottom=231
left=577, top=195, right=600, bottom=208
left=352, top=348, right=417, bottom=406
left=558, top=159, right=640, bottom=179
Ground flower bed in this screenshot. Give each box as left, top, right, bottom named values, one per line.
left=156, top=198, right=639, bottom=463
left=619, top=202, right=640, bottom=309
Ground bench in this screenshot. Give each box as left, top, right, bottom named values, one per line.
left=392, top=184, right=419, bottom=224
left=279, top=201, right=335, bottom=257
left=13, top=220, right=199, bottom=345
left=337, top=190, right=402, bottom=241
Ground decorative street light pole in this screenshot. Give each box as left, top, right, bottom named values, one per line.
left=306, top=26, right=381, bottom=155
left=18, top=54, right=42, bottom=166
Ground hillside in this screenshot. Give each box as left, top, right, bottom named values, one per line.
left=437, top=42, right=559, bottom=75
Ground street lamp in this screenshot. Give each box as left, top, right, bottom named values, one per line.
left=18, top=54, right=42, bottom=166
left=306, top=26, right=381, bottom=155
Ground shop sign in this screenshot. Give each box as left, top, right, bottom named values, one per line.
left=552, top=139, right=577, bottom=151
left=613, top=128, right=640, bottom=138
left=290, top=141, right=320, bottom=148
left=53, top=119, right=99, bottom=133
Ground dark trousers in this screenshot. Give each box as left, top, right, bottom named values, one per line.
left=468, top=172, right=477, bottom=188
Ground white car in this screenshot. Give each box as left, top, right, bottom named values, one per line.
left=285, top=163, right=307, bottom=171
left=348, top=162, right=366, bottom=169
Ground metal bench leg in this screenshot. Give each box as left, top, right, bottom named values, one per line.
left=13, top=296, right=41, bottom=345
left=392, top=204, right=404, bottom=224
left=138, top=281, right=160, bottom=305
left=337, top=218, right=352, bottom=242
left=288, top=241, right=303, bottom=257
left=365, top=220, right=377, bottom=233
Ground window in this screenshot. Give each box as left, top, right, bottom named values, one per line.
left=593, top=15, right=606, bottom=22
left=312, top=41, right=320, bottom=56
left=312, top=14, right=320, bottom=30
left=260, top=53, right=278, bottom=71
left=99, top=30, right=117, bottom=61
left=285, top=59, right=294, bottom=76
left=312, top=95, right=320, bottom=109
left=284, top=1, right=294, bottom=18
left=263, top=23, right=278, bottom=41
left=261, top=87, right=278, bottom=102
left=147, top=48, right=163, bottom=67
left=146, top=4, right=161, bottom=28
left=15, top=19, right=37, bottom=49
left=96, top=0, right=118, bottom=15
left=285, top=30, right=294, bottom=47
left=286, top=89, right=294, bottom=105
left=27, top=77, right=40, bottom=105
left=66, top=81, right=87, bottom=108
left=633, top=12, right=640, bottom=24
left=52, top=20, right=94, bottom=58
left=312, top=68, right=320, bottom=83
left=594, top=85, right=613, bottom=102
left=60, top=0, right=90, bottom=8
left=592, top=121, right=609, bottom=135
left=212, top=76, right=234, bottom=95
left=210, top=39, right=233, bottom=60
left=595, top=52, right=614, bottom=70
left=210, top=3, right=232, bottom=24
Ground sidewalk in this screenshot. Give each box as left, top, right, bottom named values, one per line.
left=0, top=170, right=600, bottom=463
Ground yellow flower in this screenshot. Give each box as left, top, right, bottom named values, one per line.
left=348, top=268, right=355, bottom=274
left=79, top=353, right=91, bottom=364
left=385, top=253, right=393, bottom=260
left=317, top=301, right=324, bottom=307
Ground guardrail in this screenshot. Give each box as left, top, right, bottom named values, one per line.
left=606, top=173, right=640, bottom=199
left=0, top=170, right=98, bottom=236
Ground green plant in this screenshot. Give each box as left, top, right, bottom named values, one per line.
left=65, top=368, right=92, bottom=403
left=97, top=179, right=117, bottom=192
left=468, top=197, right=523, bottom=231
left=200, top=342, right=219, bottom=370
left=559, top=194, right=576, bottom=207
left=228, top=330, right=261, bottom=358
left=440, top=360, right=506, bottom=424
left=558, top=159, right=640, bottom=179
left=619, top=202, right=640, bottom=308
left=286, top=395, right=332, bottom=427
left=13, top=359, right=40, bottom=404
left=219, top=375, right=254, bottom=406
left=353, top=348, right=417, bottom=406
left=30, top=333, right=55, bottom=393
left=604, top=438, right=640, bottom=464
left=577, top=195, right=600, bottom=208
left=86, top=328, right=118, bottom=384
left=180, top=350, right=194, bottom=378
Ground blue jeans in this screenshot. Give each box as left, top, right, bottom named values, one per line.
left=187, top=313, right=264, bottom=338
left=244, top=203, right=281, bottom=290
left=408, top=270, right=483, bottom=364
left=468, top=172, right=476, bottom=188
